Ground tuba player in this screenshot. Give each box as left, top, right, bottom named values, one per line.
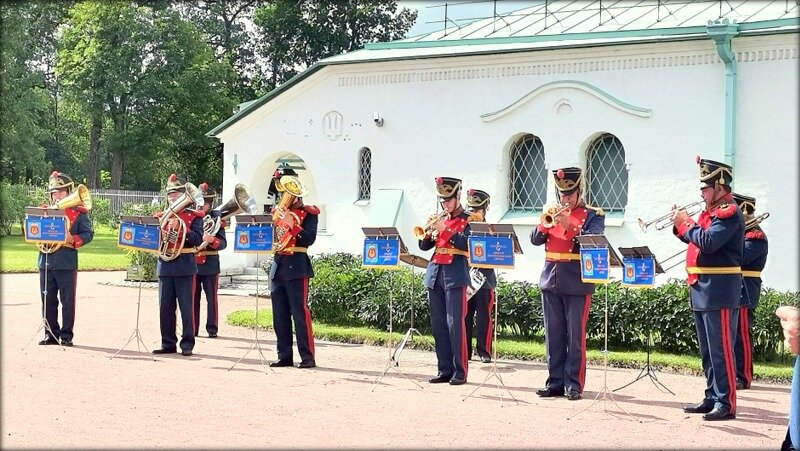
left=37, top=171, right=94, bottom=346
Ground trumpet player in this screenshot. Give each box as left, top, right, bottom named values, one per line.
left=152, top=174, right=204, bottom=357
left=464, top=189, right=496, bottom=364
left=731, top=193, right=768, bottom=391
left=418, top=176, right=471, bottom=385
left=37, top=171, right=94, bottom=346
left=531, top=167, right=604, bottom=401
left=671, top=157, right=744, bottom=421
left=193, top=183, right=227, bottom=339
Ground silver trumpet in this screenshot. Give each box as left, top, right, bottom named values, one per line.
left=637, top=200, right=703, bottom=232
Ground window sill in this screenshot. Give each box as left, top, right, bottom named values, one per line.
left=318, top=230, right=334, bottom=236
left=498, top=210, right=626, bottom=227
left=353, top=199, right=370, bottom=206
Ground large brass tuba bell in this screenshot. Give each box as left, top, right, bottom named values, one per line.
left=273, top=175, right=309, bottom=252
left=158, top=182, right=204, bottom=261
left=197, top=183, right=258, bottom=250
left=38, top=184, right=92, bottom=254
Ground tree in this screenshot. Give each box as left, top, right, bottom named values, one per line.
left=56, top=1, right=236, bottom=189
left=252, top=0, right=417, bottom=92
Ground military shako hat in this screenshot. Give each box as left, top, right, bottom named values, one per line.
left=199, top=182, right=217, bottom=202
left=435, top=176, right=462, bottom=201
left=697, top=156, right=733, bottom=188
left=165, top=173, right=187, bottom=193
left=731, top=193, right=756, bottom=215
left=553, top=167, right=583, bottom=195
left=466, top=189, right=490, bottom=209
left=48, top=171, right=74, bottom=193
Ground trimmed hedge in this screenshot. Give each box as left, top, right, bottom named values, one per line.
left=308, top=253, right=799, bottom=362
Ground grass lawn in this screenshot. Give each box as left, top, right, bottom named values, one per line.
left=0, top=223, right=129, bottom=272
left=228, top=309, right=796, bottom=383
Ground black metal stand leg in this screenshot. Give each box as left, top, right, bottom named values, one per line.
left=373, top=271, right=422, bottom=390
left=23, top=252, right=64, bottom=351
left=229, top=254, right=273, bottom=373
left=111, top=253, right=154, bottom=360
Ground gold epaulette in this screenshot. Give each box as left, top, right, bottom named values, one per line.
left=585, top=204, right=604, bottom=216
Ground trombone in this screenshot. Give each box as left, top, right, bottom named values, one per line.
left=637, top=200, right=703, bottom=232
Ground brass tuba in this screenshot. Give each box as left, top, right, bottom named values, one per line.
left=158, top=182, right=204, bottom=261
left=38, top=184, right=92, bottom=254
left=197, top=183, right=258, bottom=250
left=272, top=175, right=309, bottom=252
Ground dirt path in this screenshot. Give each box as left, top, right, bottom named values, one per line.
left=1, top=271, right=791, bottom=449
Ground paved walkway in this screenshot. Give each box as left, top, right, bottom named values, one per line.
left=1, top=271, right=792, bottom=449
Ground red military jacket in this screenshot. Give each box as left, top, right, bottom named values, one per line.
left=430, top=212, right=470, bottom=264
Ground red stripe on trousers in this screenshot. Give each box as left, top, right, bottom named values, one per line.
left=738, top=309, right=752, bottom=386
left=461, top=286, right=468, bottom=379
left=578, top=294, right=592, bottom=393
left=484, top=289, right=495, bottom=355
left=72, top=270, right=78, bottom=330
left=213, top=275, right=219, bottom=327
left=302, top=278, right=315, bottom=358
left=721, top=308, right=737, bottom=413
left=191, top=275, right=197, bottom=333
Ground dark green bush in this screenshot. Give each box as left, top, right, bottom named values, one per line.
left=1, top=183, right=33, bottom=235
left=308, top=253, right=797, bottom=360
left=90, top=197, right=112, bottom=227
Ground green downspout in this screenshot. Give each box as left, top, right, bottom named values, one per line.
left=706, top=19, right=740, bottom=187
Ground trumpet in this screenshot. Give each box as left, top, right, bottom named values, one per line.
left=38, top=184, right=92, bottom=254
left=540, top=204, right=570, bottom=228
left=158, top=182, right=204, bottom=261
left=197, top=184, right=258, bottom=251
left=637, top=200, right=703, bottom=232
left=745, top=212, right=770, bottom=231
left=412, top=210, right=449, bottom=240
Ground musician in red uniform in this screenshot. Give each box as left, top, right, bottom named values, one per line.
left=193, top=183, right=227, bottom=338
left=464, top=189, right=497, bottom=363
left=419, top=177, right=472, bottom=385
left=37, top=171, right=94, bottom=346
left=152, top=174, right=204, bottom=357
left=268, top=166, right=319, bottom=369
left=672, top=157, right=743, bottom=421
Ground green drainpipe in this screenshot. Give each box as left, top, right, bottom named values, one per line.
left=706, top=19, right=740, bottom=187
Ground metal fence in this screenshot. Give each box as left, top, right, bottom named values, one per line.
left=92, top=189, right=161, bottom=215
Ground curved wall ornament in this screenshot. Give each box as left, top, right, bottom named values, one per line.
left=480, top=80, right=653, bottom=122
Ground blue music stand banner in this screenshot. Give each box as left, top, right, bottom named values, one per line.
left=362, top=238, right=400, bottom=269
left=118, top=222, right=160, bottom=253
left=234, top=224, right=273, bottom=253
left=622, top=257, right=656, bottom=287
left=468, top=235, right=514, bottom=269
left=580, top=247, right=610, bottom=283
left=24, top=215, right=67, bottom=244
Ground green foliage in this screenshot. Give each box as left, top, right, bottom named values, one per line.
left=90, top=197, right=112, bottom=228
left=0, top=184, right=34, bottom=236
left=308, top=253, right=796, bottom=362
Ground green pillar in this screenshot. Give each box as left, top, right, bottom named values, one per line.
left=707, top=19, right=740, bottom=188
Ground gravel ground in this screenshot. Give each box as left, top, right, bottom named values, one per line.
left=1, top=271, right=791, bottom=449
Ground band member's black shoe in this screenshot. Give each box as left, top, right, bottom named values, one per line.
left=480, top=355, right=492, bottom=363
left=297, top=360, right=316, bottom=369
left=735, top=381, right=748, bottom=390
left=38, top=337, right=59, bottom=346
left=683, top=401, right=715, bottom=414
left=449, top=377, right=466, bottom=385
left=61, top=339, right=73, bottom=347
left=566, top=390, right=582, bottom=401
left=152, top=347, right=177, bottom=355
left=208, top=333, right=217, bottom=338
left=702, top=407, right=735, bottom=421
left=428, top=375, right=451, bottom=384
left=536, top=388, right=564, bottom=398
left=181, top=349, right=193, bottom=356
left=269, top=359, right=293, bottom=367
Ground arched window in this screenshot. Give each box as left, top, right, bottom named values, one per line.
left=358, top=147, right=371, bottom=200
left=586, top=133, right=628, bottom=212
left=509, top=134, right=546, bottom=212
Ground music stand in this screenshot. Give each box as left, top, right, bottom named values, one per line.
left=229, top=214, right=274, bottom=373
left=363, top=227, right=423, bottom=390
left=111, top=215, right=160, bottom=360
left=395, top=253, right=428, bottom=362
left=568, top=235, right=638, bottom=421
left=613, top=246, right=673, bottom=395
left=463, top=222, right=522, bottom=404
left=22, top=207, right=68, bottom=351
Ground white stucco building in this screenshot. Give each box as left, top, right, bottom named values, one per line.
left=208, top=1, right=799, bottom=292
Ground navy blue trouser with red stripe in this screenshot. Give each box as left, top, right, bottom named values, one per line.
left=271, top=278, right=315, bottom=364
left=428, top=273, right=468, bottom=380
left=193, top=274, right=219, bottom=336
left=158, top=275, right=195, bottom=353
left=541, top=291, right=591, bottom=394
left=465, top=287, right=494, bottom=360
left=39, top=269, right=77, bottom=341
left=734, top=306, right=755, bottom=388
left=694, top=308, right=739, bottom=412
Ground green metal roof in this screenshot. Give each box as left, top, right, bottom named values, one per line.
left=207, top=0, right=798, bottom=138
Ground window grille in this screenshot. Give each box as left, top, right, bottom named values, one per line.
left=509, top=134, right=547, bottom=212
left=586, top=134, right=628, bottom=212
left=357, top=147, right=371, bottom=200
